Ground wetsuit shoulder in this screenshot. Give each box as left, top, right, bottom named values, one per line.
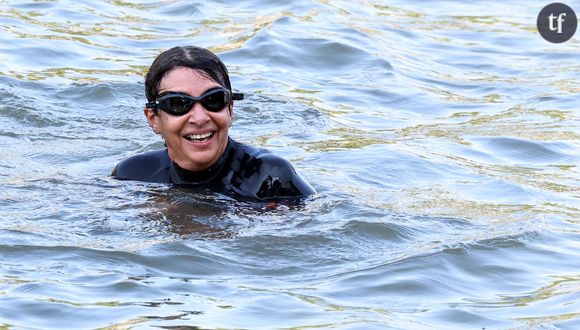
left=229, top=141, right=316, bottom=200
left=111, top=149, right=171, bottom=183
left=256, top=153, right=316, bottom=199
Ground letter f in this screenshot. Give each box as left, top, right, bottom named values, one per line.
left=557, top=13, right=566, bottom=33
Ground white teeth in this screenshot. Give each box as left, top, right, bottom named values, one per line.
left=185, top=132, right=214, bottom=141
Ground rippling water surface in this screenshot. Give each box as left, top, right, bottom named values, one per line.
left=1, top=0, right=579, bottom=329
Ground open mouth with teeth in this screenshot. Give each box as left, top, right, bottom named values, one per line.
left=184, top=131, right=215, bottom=142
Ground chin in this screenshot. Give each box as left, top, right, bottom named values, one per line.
left=182, top=150, right=219, bottom=170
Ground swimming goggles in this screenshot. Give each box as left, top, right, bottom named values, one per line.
left=146, top=88, right=244, bottom=116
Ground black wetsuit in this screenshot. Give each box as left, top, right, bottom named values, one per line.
left=112, top=138, right=315, bottom=201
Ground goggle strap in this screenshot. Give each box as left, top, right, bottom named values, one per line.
left=146, top=101, right=158, bottom=111
left=232, top=92, right=244, bottom=101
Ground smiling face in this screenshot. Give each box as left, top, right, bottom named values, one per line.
left=145, top=67, right=233, bottom=172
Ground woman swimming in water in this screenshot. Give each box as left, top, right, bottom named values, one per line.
left=112, top=46, right=315, bottom=201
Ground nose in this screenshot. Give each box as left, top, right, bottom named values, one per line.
left=186, top=101, right=210, bottom=125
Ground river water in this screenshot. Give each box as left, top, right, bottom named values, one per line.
left=0, top=0, right=579, bottom=329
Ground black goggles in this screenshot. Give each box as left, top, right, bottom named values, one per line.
left=146, top=88, right=244, bottom=116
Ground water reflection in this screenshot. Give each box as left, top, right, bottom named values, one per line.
left=136, top=186, right=314, bottom=239
left=137, top=187, right=242, bottom=239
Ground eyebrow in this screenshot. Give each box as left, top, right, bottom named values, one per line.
left=157, top=87, right=224, bottom=98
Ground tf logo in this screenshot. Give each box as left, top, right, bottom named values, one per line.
left=537, top=3, right=578, bottom=43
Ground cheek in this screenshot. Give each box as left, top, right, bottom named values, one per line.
left=225, top=114, right=232, bottom=128
left=213, top=112, right=232, bottom=129
left=157, top=116, right=183, bottom=136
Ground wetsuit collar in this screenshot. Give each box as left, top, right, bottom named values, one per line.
left=169, top=137, right=234, bottom=185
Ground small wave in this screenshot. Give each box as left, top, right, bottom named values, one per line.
left=470, top=136, right=579, bottom=165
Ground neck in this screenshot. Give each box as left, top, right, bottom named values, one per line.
left=171, top=138, right=233, bottom=184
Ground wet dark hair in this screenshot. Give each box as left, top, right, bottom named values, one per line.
left=145, top=46, right=232, bottom=102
